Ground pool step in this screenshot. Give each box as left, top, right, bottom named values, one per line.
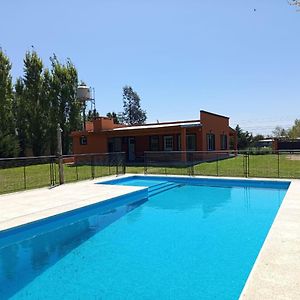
left=148, top=182, right=181, bottom=197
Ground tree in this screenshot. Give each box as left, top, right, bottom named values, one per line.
left=87, top=109, right=99, bottom=121
left=106, top=111, right=120, bottom=124
left=122, top=86, right=146, bottom=125
left=21, top=50, right=50, bottom=156
left=49, top=55, right=81, bottom=154
left=14, top=77, right=27, bottom=156
left=235, top=124, right=253, bottom=150
left=0, top=49, right=19, bottom=157
left=272, top=126, right=288, bottom=138
left=288, top=119, right=300, bottom=139
left=289, top=0, right=300, bottom=7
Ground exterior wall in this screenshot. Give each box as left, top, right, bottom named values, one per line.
left=71, top=111, right=235, bottom=159
left=200, top=111, right=230, bottom=151
left=272, top=139, right=278, bottom=151
left=72, top=133, right=108, bottom=154
left=135, top=136, right=149, bottom=158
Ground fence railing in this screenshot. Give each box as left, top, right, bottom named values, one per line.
left=143, top=150, right=300, bottom=179
left=1, top=150, right=299, bottom=195
left=0, top=152, right=126, bottom=194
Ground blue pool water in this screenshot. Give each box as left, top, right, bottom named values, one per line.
left=0, top=176, right=289, bottom=299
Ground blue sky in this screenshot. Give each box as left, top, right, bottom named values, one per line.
left=1, top=0, right=299, bottom=135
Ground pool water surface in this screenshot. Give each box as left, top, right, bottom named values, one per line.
left=0, top=176, right=288, bottom=299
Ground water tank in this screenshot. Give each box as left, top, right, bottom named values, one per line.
left=77, top=84, right=91, bottom=102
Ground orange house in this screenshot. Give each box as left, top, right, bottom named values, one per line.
left=71, top=110, right=237, bottom=162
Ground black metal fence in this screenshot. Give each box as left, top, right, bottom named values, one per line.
left=0, top=152, right=126, bottom=194
left=143, top=150, right=300, bottom=179
left=1, top=150, right=299, bottom=195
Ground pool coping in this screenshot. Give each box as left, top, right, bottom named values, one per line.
left=0, top=175, right=147, bottom=232
left=0, top=174, right=299, bottom=299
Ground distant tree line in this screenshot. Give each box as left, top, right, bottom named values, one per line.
left=0, top=49, right=82, bottom=158
left=235, top=119, right=300, bottom=150
left=272, top=120, right=300, bottom=139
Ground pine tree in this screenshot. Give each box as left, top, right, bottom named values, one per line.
left=122, top=86, right=146, bottom=125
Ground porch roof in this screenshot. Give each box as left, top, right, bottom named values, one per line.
left=110, top=121, right=202, bottom=132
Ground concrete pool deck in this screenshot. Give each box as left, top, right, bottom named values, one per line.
left=0, top=174, right=299, bottom=299
left=0, top=175, right=145, bottom=232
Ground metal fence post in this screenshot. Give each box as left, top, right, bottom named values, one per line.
left=247, top=152, right=250, bottom=178
left=91, top=155, right=95, bottom=179
left=277, top=151, right=280, bottom=178
left=216, top=153, right=219, bottom=176
left=57, top=124, right=64, bottom=184
left=23, top=165, right=26, bottom=189
left=144, top=152, right=147, bottom=175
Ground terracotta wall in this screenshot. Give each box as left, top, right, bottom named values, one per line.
left=200, top=111, right=229, bottom=151
left=72, top=133, right=108, bottom=154
left=135, top=136, right=150, bottom=157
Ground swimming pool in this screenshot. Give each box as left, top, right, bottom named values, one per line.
left=0, top=176, right=289, bottom=299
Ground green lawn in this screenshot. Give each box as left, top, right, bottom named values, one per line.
left=127, top=154, right=300, bottom=179
left=0, top=163, right=119, bottom=195
left=1, top=154, right=299, bottom=194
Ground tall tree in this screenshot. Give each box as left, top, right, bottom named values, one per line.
left=0, top=49, right=19, bottom=157
left=50, top=55, right=81, bottom=154
left=22, top=50, right=50, bottom=156
left=14, top=77, right=27, bottom=156
left=122, top=86, right=146, bottom=125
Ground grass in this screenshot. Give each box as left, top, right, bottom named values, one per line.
left=0, top=163, right=119, bottom=195
left=1, top=154, right=300, bottom=194
left=127, top=154, right=300, bottom=178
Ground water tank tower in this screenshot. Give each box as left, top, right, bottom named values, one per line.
left=77, top=84, right=91, bottom=102
left=77, top=84, right=96, bottom=130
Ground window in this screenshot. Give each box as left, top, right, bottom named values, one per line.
left=149, top=136, right=159, bottom=151
left=108, top=138, right=121, bottom=152
left=187, top=134, right=196, bottom=151
left=113, top=138, right=122, bottom=152
left=177, top=135, right=181, bottom=151
left=80, top=135, right=87, bottom=145
left=207, top=133, right=215, bottom=151
left=220, top=134, right=228, bottom=150
left=164, top=136, right=173, bottom=151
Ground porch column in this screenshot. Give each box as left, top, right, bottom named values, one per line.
left=181, top=127, right=187, bottom=162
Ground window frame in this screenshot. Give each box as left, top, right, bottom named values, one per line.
left=163, top=135, right=174, bottom=151
left=220, top=134, right=228, bottom=150
left=149, top=135, right=160, bottom=151
left=186, top=134, right=196, bottom=151
left=79, top=135, right=88, bottom=145
left=206, top=133, right=215, bottom=151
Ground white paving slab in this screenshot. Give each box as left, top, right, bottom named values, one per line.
left=0, top=175, right=144, bottom=231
